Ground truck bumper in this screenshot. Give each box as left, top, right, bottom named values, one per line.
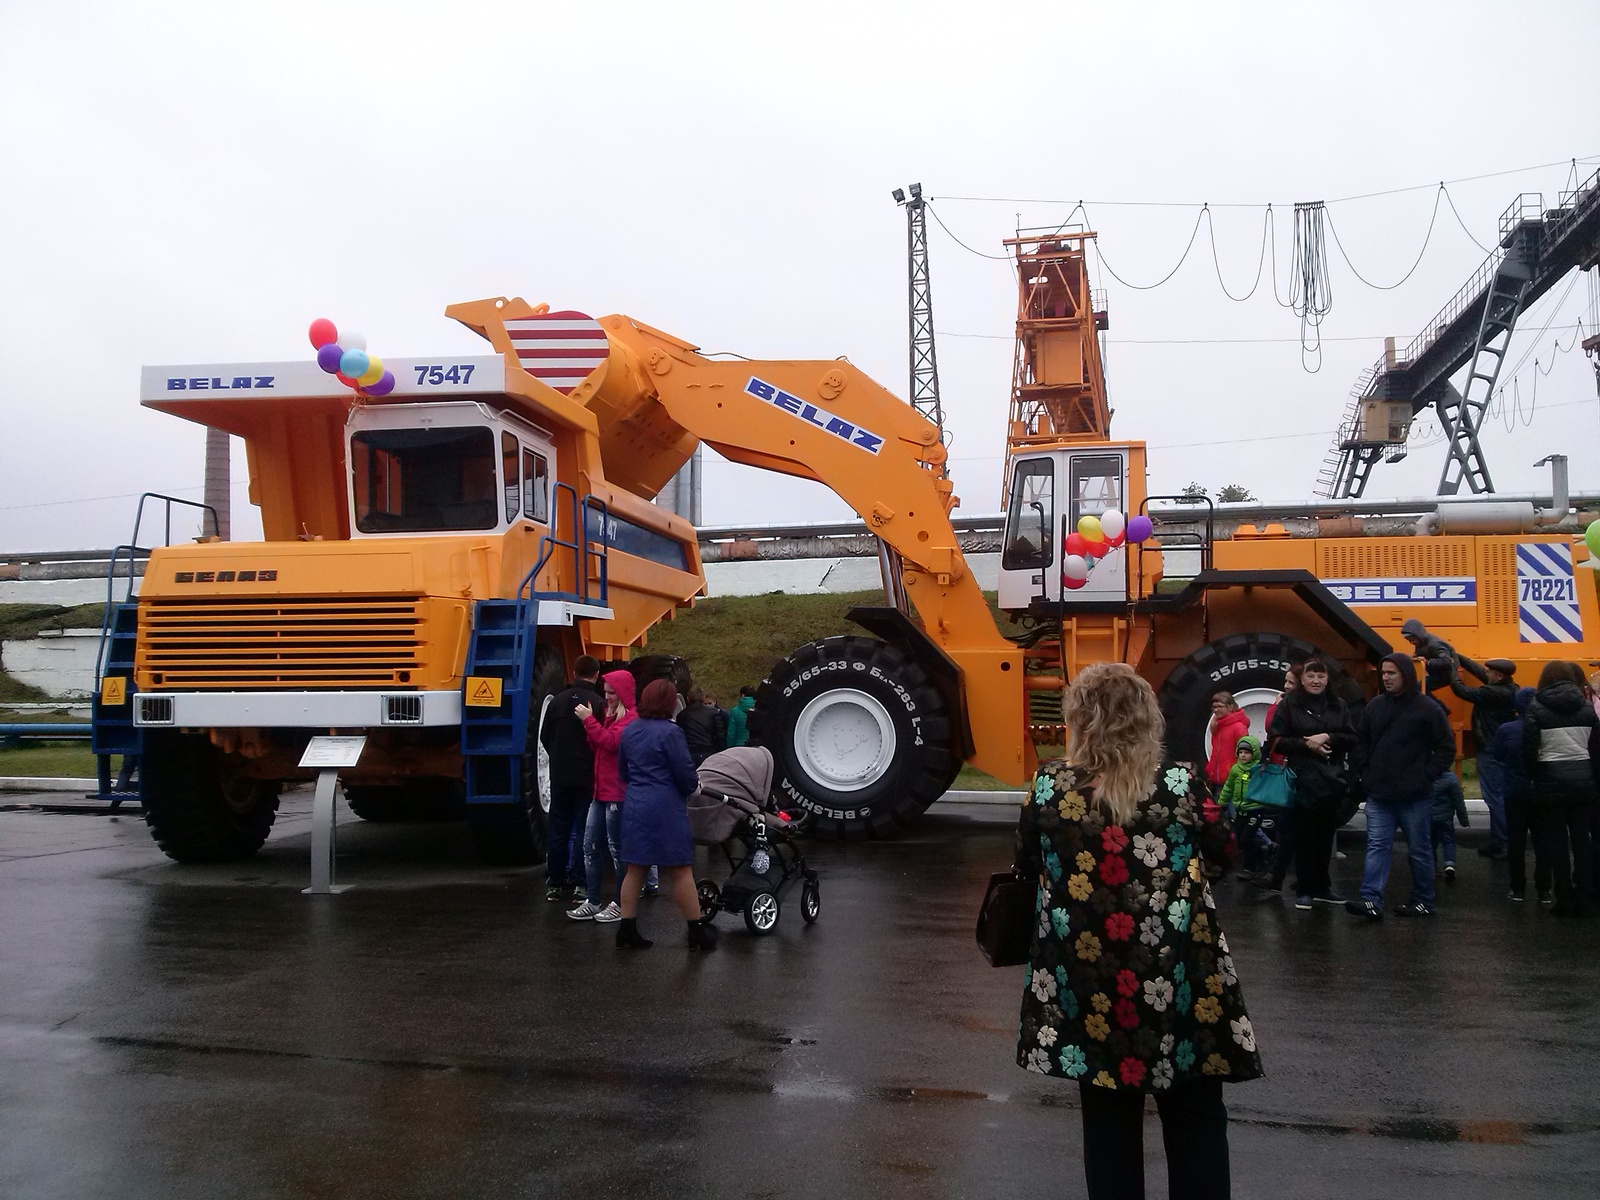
left=131, top=690, right=463, bottom=729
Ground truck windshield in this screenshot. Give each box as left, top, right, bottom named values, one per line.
left=352, top=427, right=498, bottom=533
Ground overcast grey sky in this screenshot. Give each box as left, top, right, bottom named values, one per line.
left=2, top=0, right=1596, bottom=551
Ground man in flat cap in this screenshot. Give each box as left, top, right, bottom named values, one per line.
left=1450, top=655, right=1518, bottom=860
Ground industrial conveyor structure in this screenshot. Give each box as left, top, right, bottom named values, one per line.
left=1319, top=168, right=1600, bottom=499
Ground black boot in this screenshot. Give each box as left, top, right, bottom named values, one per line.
left=686, top=918, right=719, bottom=951
left=616, top=918, right=653, bottom=949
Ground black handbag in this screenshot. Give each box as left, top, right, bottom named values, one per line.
left=976, top=870, right=1036, bottom=968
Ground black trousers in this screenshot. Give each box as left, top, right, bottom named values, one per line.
left=1529, top=799, right=1597, bottom=911
left=1505, top=788, right=1550, bottom=896
left=1079, top=1078, right=1230, bottom=1200
left=1290, top=801, right=1339, bottom=897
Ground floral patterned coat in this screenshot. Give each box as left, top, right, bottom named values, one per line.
left=1014, top=760, right=1263, bottom=1092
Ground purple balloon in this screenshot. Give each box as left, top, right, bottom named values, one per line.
left=1126, top=514, right=1154, bottom=543
left=363, top=369, right=396, bottom=397
left=316, top=342, right=344, bottom=373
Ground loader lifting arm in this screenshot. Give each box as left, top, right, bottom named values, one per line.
left=450, top=299, right=1029, bottom=785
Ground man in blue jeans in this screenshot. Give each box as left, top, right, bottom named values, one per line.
left=1347, top=652, right=1456, bottom=920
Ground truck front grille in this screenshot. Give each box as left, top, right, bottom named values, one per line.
left=139, top=597, right=423, bottom=689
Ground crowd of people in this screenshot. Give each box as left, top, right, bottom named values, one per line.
left=1009, top=644, right=1600, bottom=1198
left=1203, top=630, right=1600, bottom=919
left=537, top=655, right=767, bottom=950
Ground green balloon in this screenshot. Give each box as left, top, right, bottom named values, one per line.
left=1587, top=518, right=1600, bottom=558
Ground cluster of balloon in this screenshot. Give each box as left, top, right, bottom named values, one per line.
left=309, top=318, right=396, bottom=397
left=1061, top=510, right=1156, bottom=590
left=1587, top=518, right=1600, bottom=559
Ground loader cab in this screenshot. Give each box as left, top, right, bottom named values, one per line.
left=347, top=400, right=553, bottom=538
left=999, top=446, right=1130, bottom=613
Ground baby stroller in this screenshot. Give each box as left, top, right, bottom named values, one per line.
left=687, top=746, right=820, bottom=936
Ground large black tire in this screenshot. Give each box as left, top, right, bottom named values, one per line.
left=345, top=780, right=466, bottom=823
left=1157, top=632, right=1365, bottom=768
left=759, top=636, right=961, bottom=840
left=467, top=649, right=563, bottom=866
left=140, top=731, right=281, bottom=863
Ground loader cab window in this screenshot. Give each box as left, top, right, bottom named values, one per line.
left=351, top=426, right=498, bottom=533
left=1070, top=455, right=1123, bottom=525
left=522, top=448, right=549, bottom=524
left=1002, top=457, right=1055, bottom=570
left=502, top=432, right=521, bottom=523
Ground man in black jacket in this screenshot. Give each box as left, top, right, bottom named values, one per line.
left=1449, top=655, right=1518, bottom=859
left=1265, top=659, right=1357, bottom=910
left=1347, top=652, right=1456, bottom=919
left=540, top=655, right=604, bottom=902
left=676, top=686, right=728, bottom=766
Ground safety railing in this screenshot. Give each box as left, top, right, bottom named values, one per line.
left=1136, top=494, right=1214, bottom=596
left=95, top=494, right=220, bottom=684
left=520, top=484, right=610, bottom=608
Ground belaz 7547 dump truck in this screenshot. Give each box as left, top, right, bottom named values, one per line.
left=96, top=265, right=1599, bottom=863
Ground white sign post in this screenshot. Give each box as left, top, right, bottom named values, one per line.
left=299, top=736, right=367, bottom=895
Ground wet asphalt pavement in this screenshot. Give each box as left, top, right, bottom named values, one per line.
left=1, top=790, right=1597, bottom=1200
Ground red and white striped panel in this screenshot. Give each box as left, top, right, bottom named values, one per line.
left=503, top=310, right=610, bottom=394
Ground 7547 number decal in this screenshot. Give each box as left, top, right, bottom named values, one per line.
left=411, top=364, right=476, bottom=385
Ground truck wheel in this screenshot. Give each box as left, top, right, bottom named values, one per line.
left=1157, top=632, right=1365, bottom=768
left=140, top=731, right=281, bottom=863
left=760, top=636, right=960, bottom=840
left=468, top=650, right=562, bottom=866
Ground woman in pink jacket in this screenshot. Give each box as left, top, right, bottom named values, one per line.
left=566, top=669, right=636, bottom=922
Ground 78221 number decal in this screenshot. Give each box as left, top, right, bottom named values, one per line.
left=412, top=364, right=476, bottom=385
left=1519, top=576, right=1574, bottom=602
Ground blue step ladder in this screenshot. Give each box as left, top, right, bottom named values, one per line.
left=460, top=487, right=610, bottom=808
left=92, top=590, right=142, bottom=810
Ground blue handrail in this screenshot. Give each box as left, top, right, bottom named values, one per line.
left=519, top=485, right=610, bottom=607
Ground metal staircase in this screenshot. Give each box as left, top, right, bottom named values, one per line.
left=460, top=486, right=610, bottom=809
left=91, top=599, right=141, bottom=808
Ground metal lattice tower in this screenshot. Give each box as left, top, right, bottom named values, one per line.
left=893, top=184, right=947, bottom=458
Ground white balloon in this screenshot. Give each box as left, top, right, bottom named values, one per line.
left=1100, top=509, right=1126, bottom=539
left=1063, top=553, right=1089, bottom=581
left=342, top=330, right=367, bottom=351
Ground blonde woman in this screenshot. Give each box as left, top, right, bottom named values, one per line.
left=1014, top=663, right=1262, bottom=1199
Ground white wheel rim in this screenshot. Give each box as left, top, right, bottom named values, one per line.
left=536, top=695, right=555, bottom=813
left=751, top=892, right=779, bottom=929
left=792, top=686, right=896, bottom=793
left=1204, top=686, right=1282, bottom=751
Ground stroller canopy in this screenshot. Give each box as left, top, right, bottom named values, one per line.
left=688, top=746, right=776, bottom=846
left=697, top=746, right=774, bottom=806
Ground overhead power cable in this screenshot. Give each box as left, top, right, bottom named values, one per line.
left=1321, top=185, right=1442, bottom=290
left=1288, top=202, right=1333, bottom=369
left=1086, top=205, right=1206, bottom=290
left=930, top=154, right=1600, bottom=209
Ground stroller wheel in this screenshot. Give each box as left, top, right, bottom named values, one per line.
left=744, top=890, right=780, bottom=936
left=696, top=879, right=721, bottom=913
left=801, top=878, right=820, bottom=924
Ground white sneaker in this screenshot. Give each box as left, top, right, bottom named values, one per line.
left=594, top=902, right=622, bottom=923
left=567, top=901, right=601, bottom=921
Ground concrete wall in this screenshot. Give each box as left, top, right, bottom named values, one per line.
left=2, top=630, right=101, bottom=699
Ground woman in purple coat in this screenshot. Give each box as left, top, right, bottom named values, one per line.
left=615, top=679, right=717, bottom=950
